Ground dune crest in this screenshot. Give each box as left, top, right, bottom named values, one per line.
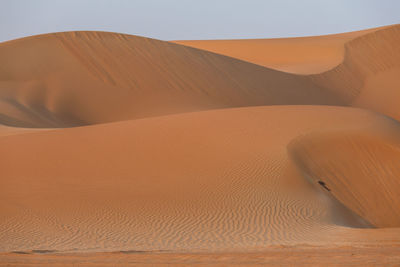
left=0, top=31, right=340, bottom=128
left=1, top=24, right=400, bottom=265
left=176, top=24, right=400, bottom=121
left=310, top=24, right=400, bottom=112
left=173, top=27, right=383, bottom=74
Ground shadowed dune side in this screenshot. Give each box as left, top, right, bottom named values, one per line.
left=309, top=24, right=400, bottom=118
left=288, top=126, right=400, bottom=228
left=3, top=105, right=400, bottom=253
left=0, top=31, right=341, bottom=128
left=173, top=27, right=381, bottom=74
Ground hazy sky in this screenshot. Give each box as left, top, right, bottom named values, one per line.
left=1, top=0, right=399, bottom=42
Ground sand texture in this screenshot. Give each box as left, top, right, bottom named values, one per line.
left=1, top=24, right=400, bottom=265
left=0, top=31, right=340, bottom=128
left=174, top=27, right=383, bottom=74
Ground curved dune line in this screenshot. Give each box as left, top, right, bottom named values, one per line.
left=175, top=24, right=400, bottom=121
left=1, top=25, right=400, bottom=258
left=0, top=31, right=340, bottom=129
left=288, top=124, right=400, bottom=228
left=309, top=24, right=400, bottom=116
left=173, top=26, right=385, bottom=75
left=2, top=105, right=399, bottom=252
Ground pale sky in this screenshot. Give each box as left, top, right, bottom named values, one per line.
left=0, top=0, right=399, bottom=42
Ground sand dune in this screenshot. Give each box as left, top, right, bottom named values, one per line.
left=0, top=31, right=340, bottom=128
left=176, top=24, right=400, bottom=120
left=174, top=27, right=382, bottom=74
left=1, top=24, right=400, bottom=265
left=289, top=127, right=400, bottom=228
left=310, top=25, right=400, bottom=119
left=2, top=106, right=400, bottom=253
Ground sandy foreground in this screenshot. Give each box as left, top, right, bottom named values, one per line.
left=1, top=246, right=400, bottom=267
left=1, top=24, right=400, bottom=265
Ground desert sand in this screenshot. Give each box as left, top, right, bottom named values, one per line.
left=1, top=24, right=400, bottom=266
left=174, top=27, right=384, bottom=74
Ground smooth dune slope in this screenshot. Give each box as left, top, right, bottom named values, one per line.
left=174, top=27, right=381, bottom=74
left=2, top=24, right=400, bottom=266
left=288, top=127, right=400, bottom=228
left=0, top=31, right=341, bottom=128
left=310, top=24, right=400, bottom=119
left=176, top=25, right=400, bottom=120
left=2, top=106, right=400, bottom=253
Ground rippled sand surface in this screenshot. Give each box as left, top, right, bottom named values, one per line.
left=1, top=24, right=400, bottom=266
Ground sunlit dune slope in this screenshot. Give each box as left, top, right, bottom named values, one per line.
left=2, top=106, right=400, bottom=252
left=0, top=125, right=39, bottom=137
left=173, top=27, right=381, bottom=74
left=0, top=31, right=340, bottom=128
left=310, top=24, right=400, bottom=120
left=176, top=24, right=400, bottom=121
left=1, top=24, right=400, bottom=265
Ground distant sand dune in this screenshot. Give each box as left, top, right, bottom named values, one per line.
left=310, top=25, right=400, bottom=112
left=174, top=27, right=383, bottom=74
left=176, top=25, right=400, bottom=120
left=0, top=31, right=340, bottom=128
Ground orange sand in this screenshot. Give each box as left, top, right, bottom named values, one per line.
left=174, top=27, right=383, bottom=74
left=0, top=31, right=339, bottom=128
left=1, top=24, right=400, bottom=266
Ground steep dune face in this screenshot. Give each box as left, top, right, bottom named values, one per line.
left=288, top=125, right=400, bottom=228
left=309, top=24, right=400, bottom=116
left=0, top=32, right=340, bottom=128
left=173, top=27, right=380, bottom=74
left=3, top=105, right=400, bottom=252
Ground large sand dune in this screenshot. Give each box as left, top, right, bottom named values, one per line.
left=1, top=24, right=400, bottom=265
left=311, top=25, right=400, bottom=119
left=2, top=106, right=400, bottom=253
left=176, top=24, right=400, bottom=120
left=0, top=31, right=340, bottom=128
left=174, top=27, right=383, bottom=74
left=289, top=126, right=400, bottom=228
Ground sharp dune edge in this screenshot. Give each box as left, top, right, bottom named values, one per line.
left=1, top=25, right=400, bottom=266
